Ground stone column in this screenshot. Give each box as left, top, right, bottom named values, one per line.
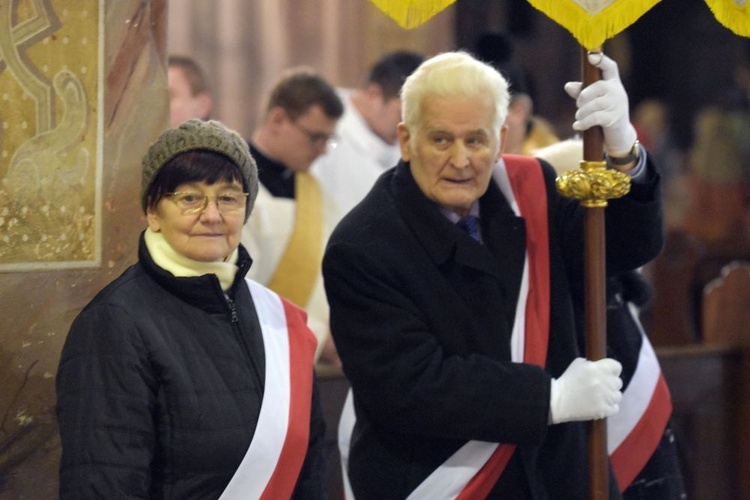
left=0, top=1, right=167, bottom=496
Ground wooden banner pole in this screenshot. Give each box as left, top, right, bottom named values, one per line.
left=581, top=45, right=609, bottom=500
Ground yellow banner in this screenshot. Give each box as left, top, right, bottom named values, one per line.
left=704, top=0, right=750, bottom=36
left=367, top=0, right=456, bottom=29
left=527, top=0, right=661, bottom=49
left=366, top=0, right=749, bottom=42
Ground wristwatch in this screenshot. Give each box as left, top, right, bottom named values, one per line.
left=608, top=140, right=640, bottom=166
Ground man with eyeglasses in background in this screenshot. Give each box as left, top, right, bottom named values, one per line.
left=312, top=51, right=424, bottom=225
left=241, top=67, right=344, bottom=367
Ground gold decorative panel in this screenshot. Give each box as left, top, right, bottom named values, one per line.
left=0, top=0, right=101, bottom=270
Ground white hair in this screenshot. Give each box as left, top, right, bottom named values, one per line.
left=401, top=51, right=510, bottom=134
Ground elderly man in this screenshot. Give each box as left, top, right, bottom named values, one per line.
left=323, top=51, right=663, bottom=498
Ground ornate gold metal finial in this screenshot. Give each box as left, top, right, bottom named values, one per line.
left=555, top=160, right=631, bottom=208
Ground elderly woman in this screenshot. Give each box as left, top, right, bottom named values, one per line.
left=56, top=120, right=325, bottom=499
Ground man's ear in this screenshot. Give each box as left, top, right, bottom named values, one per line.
left=498, top=124, right=509, bottom=160
left=397, top=123, right=412, bottom=161
left=365, top=82, right=385, bottom=102
left=507, top=95, right=533, bottom=123
left=267, top=106, right=288, bottom=128
left=196, top=92, right=213, bottom=120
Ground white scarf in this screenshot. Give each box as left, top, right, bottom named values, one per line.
left=144, top=228, right=239, bottom=292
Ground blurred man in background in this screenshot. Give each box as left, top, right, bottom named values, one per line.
left=241, top=68, right=343, bottom=366
left=168, top=55, right=213, bottom=127
left=312, top=51, right=424, bottom=223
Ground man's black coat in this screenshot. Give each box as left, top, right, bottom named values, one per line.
left=323, top=158, right=663, bottom=499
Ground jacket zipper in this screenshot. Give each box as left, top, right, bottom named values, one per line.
left=225, top=295, right=264, bottom=391
left=226, top=296, right=239, bottom=323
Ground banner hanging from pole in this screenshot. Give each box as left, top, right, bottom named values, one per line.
left=367, top=0, right=749, bottom=40
left=703, top=0, right=750, bottom=36
left=365, top=0, right=659, bottom=46
left=526, top=0, right=660, bottom=49
left=366, top=0, right=457, bottom=29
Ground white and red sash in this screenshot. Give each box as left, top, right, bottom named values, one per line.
left=608, top=303, right=672, bottom=492
left=339, top=155, right=551, bottom=499
left=220, top=279, right=317, bottom=500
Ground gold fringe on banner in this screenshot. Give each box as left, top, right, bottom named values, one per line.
left=704, top=0, right=750, bottom=37
left=527, top=0, right=661, bottom=49
left=367, top=0, right=457, bottom=29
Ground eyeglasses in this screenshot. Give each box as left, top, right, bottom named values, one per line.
left=166, top=192, right=249, bottom=214
left=292, top=120, right=337, bottom=149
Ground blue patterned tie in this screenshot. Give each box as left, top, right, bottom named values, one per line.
left=457, top=215, right=481, bottom=241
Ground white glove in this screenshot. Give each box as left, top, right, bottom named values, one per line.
left=564, top=53, right=638, bottom=157
left=549, top=357, right=623, bottom=424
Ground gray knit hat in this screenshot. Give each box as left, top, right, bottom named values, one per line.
left=141, top=119, right=258, bottom=215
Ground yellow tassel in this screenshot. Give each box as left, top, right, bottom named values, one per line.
left=368, top=0, right=457, bottom=29
left=703, top=0, right=750, bottom=37
left=527, top=0, right=661, bottom=49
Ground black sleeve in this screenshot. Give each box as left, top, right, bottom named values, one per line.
left=543, top=156, right=664, bottom=286
left=56, top=303, right=156, bottom=499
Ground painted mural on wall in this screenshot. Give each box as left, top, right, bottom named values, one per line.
left=0, top=0, right=100, bottom=271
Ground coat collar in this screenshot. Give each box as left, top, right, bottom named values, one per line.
left=390, top=161, right=526, bottom=285
left=137, top=231, right=253, bottom=314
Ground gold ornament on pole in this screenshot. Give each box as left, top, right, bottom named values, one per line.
left=556, top=160, right=631, bottom=208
